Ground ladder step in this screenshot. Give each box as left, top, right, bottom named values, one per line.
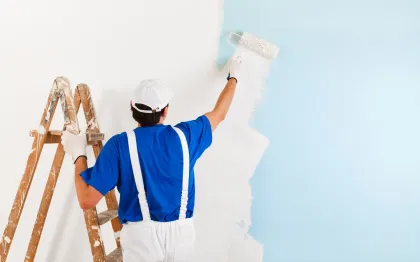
left=29, top=129, right=104, bottom=144
left=98, top=209, right=118, bottom=225
left=106, top=247, right=123, bottom=262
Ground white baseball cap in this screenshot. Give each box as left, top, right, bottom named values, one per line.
left=131, top=79, right=174, bottom=113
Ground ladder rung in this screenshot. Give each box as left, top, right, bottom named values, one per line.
left=29, top=129, right=104, bottom=144
left=98, top=209, right=118, bottom=225
left=105, top=247, right=123, bottom=262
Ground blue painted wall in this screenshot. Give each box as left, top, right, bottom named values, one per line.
left=219, top=0, right=420, bottom=261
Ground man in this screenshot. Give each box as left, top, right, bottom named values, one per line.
left=61, top=56, right=242, bottom=261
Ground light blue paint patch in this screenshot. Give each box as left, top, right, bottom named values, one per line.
left=219, top=0, right=420, bottom=261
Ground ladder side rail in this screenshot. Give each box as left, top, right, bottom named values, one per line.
left=76, top=84, right=123, bottom=249
left=0, top=78, right=68, bottom=261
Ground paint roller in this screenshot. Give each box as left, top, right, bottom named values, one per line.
left=228, top=32, right=279, bottom=60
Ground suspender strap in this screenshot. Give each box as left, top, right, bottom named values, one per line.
left=126, top=127, right=190, bottom=221
left=127, top=130, right=151, bottom=221
left=172, top=127, right=190, bottom=220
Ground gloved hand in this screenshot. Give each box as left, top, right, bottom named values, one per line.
left=61, top=130, right=87, bottom=163
left=227, top=55, right=243, bottom=83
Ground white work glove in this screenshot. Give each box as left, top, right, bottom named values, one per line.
left=61, top=130, right=87, bottom=163
left=227, top=55, right=243, bottom=83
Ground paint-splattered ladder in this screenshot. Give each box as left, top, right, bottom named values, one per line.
left=0, top=77, right=123, bottom=262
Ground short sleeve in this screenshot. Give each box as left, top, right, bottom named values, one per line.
left=175, top=115, right=213, bottom=163
left=80, top=135, right=120, bottom=196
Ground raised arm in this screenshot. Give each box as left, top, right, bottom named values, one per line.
left=205, top=56, right=242, bottom=131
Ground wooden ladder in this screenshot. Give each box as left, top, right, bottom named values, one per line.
left=0, top=77, right=123, bottom=262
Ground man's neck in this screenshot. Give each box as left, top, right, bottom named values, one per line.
left=137, top=122, right=164, bottom=128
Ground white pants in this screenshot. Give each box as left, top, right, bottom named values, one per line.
left=120, top=218, right=196, bottom=262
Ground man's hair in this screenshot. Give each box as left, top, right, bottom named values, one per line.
left=131, top=103, right=168, bottom=127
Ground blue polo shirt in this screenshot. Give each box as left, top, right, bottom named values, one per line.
left=80, top=115, right=212, bottom=223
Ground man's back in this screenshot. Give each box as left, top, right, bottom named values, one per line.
left=80, top=115, right=212, bottom=223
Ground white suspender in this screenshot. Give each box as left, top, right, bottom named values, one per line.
left=127, top=127, right=190, bottom=221
left=127, top=130, right=151, bottom=221
left=172, top=127, right=190, bottom=220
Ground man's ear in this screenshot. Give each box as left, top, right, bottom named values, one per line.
left=162, top=106, right=169, bottom=117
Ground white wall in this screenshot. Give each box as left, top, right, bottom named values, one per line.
left=0, top=1, right=272, bottom=261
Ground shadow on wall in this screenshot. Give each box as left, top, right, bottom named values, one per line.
left=96, top=88, right=138, bottom=135
left=92, top=67, right=224, bottom=136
